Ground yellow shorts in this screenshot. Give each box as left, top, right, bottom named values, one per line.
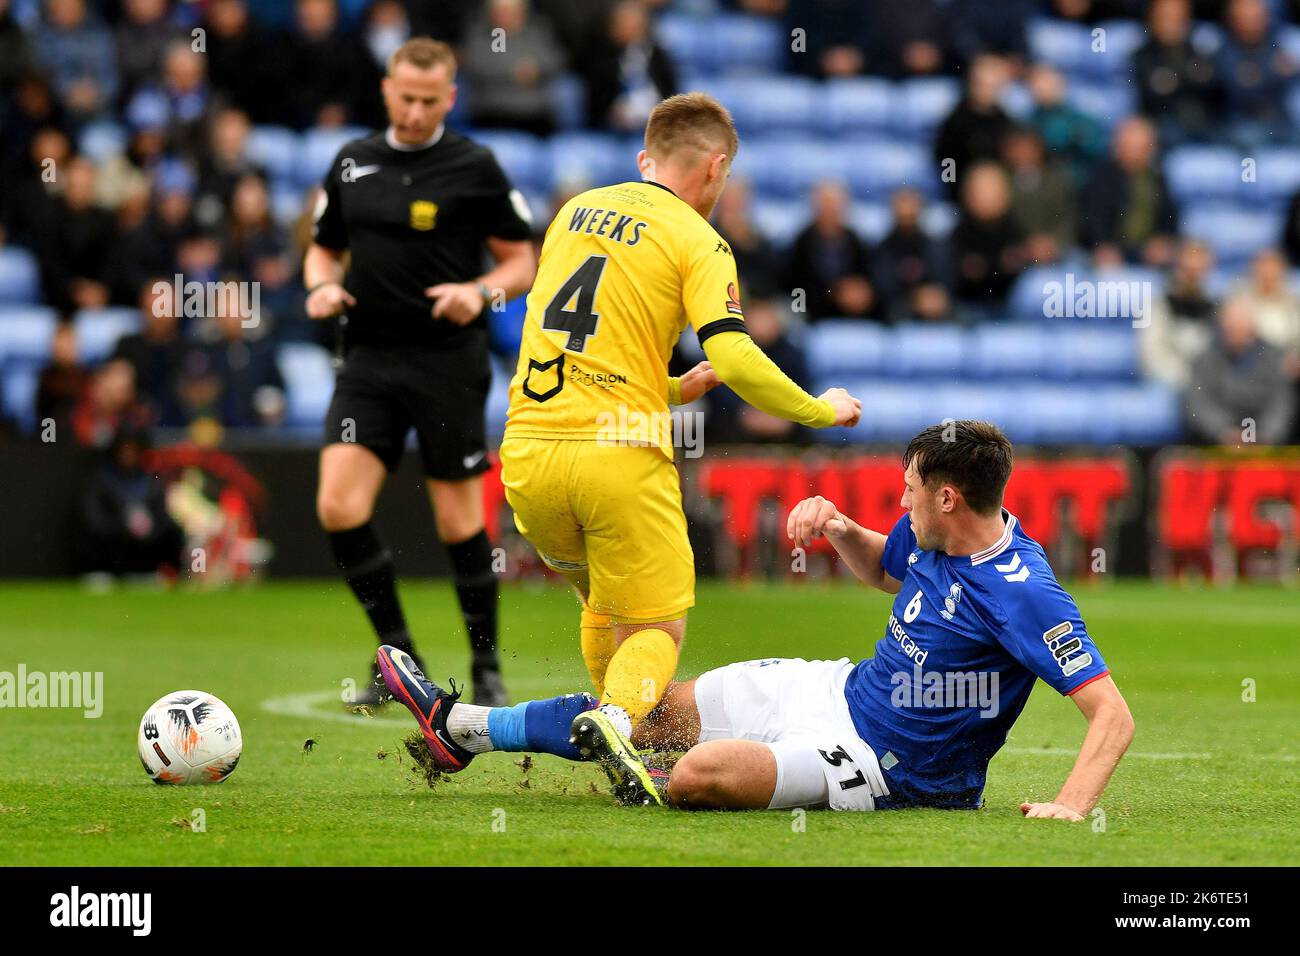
left=499, top=436, right=695, bottom=624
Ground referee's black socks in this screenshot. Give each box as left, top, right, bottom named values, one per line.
left=446, top=530, right=500, bottom=672
left=327, top=523, right=415, bottom=656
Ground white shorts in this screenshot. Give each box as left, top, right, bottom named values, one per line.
left=693, top=658, right=889, bottom=812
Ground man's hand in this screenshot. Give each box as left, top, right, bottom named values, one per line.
left=1020, top=801, right=1085, bottom=822
left=786, top=495, right=850, bottom=549
left=678, top=361, right=721, bottom=404
left=306, top=281, right=356, bottom=319
left=819, top=387, right=862, bottom=427
left=426, top=282, right=487, bottom=325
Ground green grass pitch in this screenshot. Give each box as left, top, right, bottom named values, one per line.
left=0, top=579, right=1296, bottom=866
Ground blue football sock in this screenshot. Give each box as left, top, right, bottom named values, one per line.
left=486, top=693, right=597, bottom=761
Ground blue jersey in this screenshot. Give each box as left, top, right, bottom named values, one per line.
left=843, top=511, right=1109, bottom=809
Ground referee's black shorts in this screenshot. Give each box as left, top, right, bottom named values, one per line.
left=324, top=342, right=492, bottom=481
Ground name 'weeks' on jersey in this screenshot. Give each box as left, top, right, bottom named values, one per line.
left=506, top=180, right=745, bottom=458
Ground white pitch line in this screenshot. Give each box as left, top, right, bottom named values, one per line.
left=260, top=691, right=1297, bottom=762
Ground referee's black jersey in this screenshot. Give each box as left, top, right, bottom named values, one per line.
left=311, top=126, right=533, bottom=350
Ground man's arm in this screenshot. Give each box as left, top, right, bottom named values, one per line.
left=426, top=237, right=537, bottom=325
left=786, top=496, right=901, bottom=593
left=303, top=244, right=356, bottom=319
left=1021, top=675, right=1134, bottom=821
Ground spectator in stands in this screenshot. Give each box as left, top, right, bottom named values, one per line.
left=1140, top=238, right=1218, bottom=388
left=196, top=108, right=263, bottom=220
left=1133, top=0, right=1221, bottom=144
left=783, top=0, right=873, bottom=78
left=95, top=104, right=165, bottom=213
left=707, top=297, right=812, bottom=445
left=783, top=181, right=878, bottom=322
left=109, top=160, right=200, bottom=303
left=1001, top=125, right=1078, bottom=265
left=862, top=1, right=948, bottom=78
left=1285, top=187, right=1300, bottom=267
left=273, top=0, right=384, bottom=130
left=78, top=424, right=183, bottom=578
left=1081, top=116, right=1178, bottom=268
left=712, top=178, right=781, bottom=299
left=35, top=155, right=115, bottom=313
left=1185, top=295, right=1295, bottom=445
left=114, top=0, right=186, bottom=106
left=176, top=303, right=285, bottom=429
left=583, top=0, right=678, bottom=132
left=36, top=323, right=90, bottom=432
left=461, top=0, right=564, bottom=136
left=1026, top=63, right=1108, bottom=190
left=949, top=0, right=1033, bottom=63
left=33, top=0, right=118, bottom=119
left=1232, top=249, right=1300, bottom=368
left=1049, top=0, right=1148, bottom=22
left=72, top=357, right=151, bottom=449
left=874, top=187, right=953, bottom=322
left=951, top=162, right=1025, bottom=315
left=934, top=55, right=1014, bottom=192
left=1216, top=0, right=1297, bottom=144
left=112, top=279, right=187, bottom=427
left=362, top=0, right=411, bottom=69
left=0, top=127, right=72, bottom=249
left=0, top=72, right=67, bottom=177
left=536, top=0, right=614, bottom=68
left=220, top=171, right=305, bottom=339
left=124, top=41, right=213, bottom=162
left=0, top=0, right=35, bottom=93
left=203, top=0, right=278, bottom=124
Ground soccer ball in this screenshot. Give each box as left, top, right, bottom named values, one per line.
left=137, top=690, right=242, bottom=785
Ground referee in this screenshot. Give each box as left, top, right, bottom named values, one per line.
left=304, top=38, right=536, bottom=708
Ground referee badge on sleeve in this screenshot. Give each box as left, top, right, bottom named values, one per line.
left=409, top=200, right=438, bottom=231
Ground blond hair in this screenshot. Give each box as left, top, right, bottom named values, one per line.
left=387, top=37, right=457, bottom=78
left=645, top=92, right=739, bottom=163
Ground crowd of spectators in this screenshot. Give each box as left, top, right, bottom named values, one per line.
left=1, top=0, right=1299, bottom=453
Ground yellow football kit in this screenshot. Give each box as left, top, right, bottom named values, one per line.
left=501, top=179, right=835, bottom=721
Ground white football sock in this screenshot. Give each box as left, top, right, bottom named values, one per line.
left=446, top=702, right=495, bottom=753
left=598, top=703, right=633, bottom=739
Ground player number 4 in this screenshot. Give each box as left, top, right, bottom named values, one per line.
left=543, top=254, right=606, bottom=353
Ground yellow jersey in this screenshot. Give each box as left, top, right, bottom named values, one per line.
left=505, top=180, right=746, bottom=459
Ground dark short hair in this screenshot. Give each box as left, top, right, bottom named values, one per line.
left=902, top=421, right=1014, bottom=515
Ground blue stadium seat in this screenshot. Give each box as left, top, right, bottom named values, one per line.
left=1190, top=22, right=1225, bottom=55
left=713, top=14, right=784, bottom=75
left=1051, top=326, right=1138, bottom=380
left=702, top=76, right=817, bottom=135
left=1027, top=18, right=1094, bottom=74
left=277, top=342, right=335, bottom=429
left=839, top=139, right=937, bottom=199
left=1000, top=82, right=1035, bottom=121
left=0, top=306, right=58, bottom=364
left=1009, top=266, right=1072, bottom=321
left=750, top=198, right=809, bottom=247
left=1251, top=148, right=1300, bottom=203
left=920, top=201, right=958, bottom=240
left=1, top=361, right=39, bottom=432
left=1090, top=20, right=1146, bottom=76
left=1016, top=384, right=1095, bottom=444
left=246, top=125, right=303, bottom=183
left=656, top=13, right=710, bottom=76
left=1068, top=79, right=1136, bottom=128
left=893, top=77, right=961, bottom=136
left=548, top=132, right=638, bottom=189
left=79, top=120, right=126, bottom=163
left=1164, top=146, right=1245, bottom=203
left=486, top=355, right=512, bottom=441
left=1181, top=203, right=1284, bottom=267
left=810, top=381, right=932, bottom=443
left=891, top=323, right=969, bottom=377
left=296, top=126, right=369, bottom=189
left=75, top=307, right=141, bottom=364
left=269, top=180, right=309, bottom=228
left=551, top=73, right=586, bottom=130
left=1098, top=382, right=1183, bottom=444
left=820, top=78, right=894, bottom=136
left=970, top=324, right=1053, bottom=380
left=805, top=321, right=889, bottom=379
left=847, top=202, right=891, bottom=243
left=736, top=139, right=848, bottom=198
left=0, top=247, right=41, bottom=305
left=471, top=130, right=551, bottom=194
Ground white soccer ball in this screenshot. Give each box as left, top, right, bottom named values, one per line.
left=137, top=690, right=242, bottom=785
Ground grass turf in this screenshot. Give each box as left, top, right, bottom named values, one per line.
left=0, top=579, right=1296, bottom=866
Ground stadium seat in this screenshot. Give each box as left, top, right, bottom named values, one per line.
left=847, top=202, right=891, bottom=243
left=701, top=76, right=817, bottom=135
left=472, top=130, right=552, bottom=194
left=805, top=321, right=889, bottom=379
left=74, top=307, right=141, bottom=364
left=1000, top=82, right=1035, bottom=121
left=1067, top=79, right=1136, bottom=128
left=1164, top=146, right=1246, bottom=204
left=1010, top=266, right=1072, bottom=321
left=551, top=72, right=586, bottom=130
left=737, top=139, right=848, bottom=199
left=1181, top=203, right=1285, bottom=268
left=1, top=361, right=39, bottom=432
left=548, top=132, right=638, bottom=189
left=920, top=202, right=958, bottom=240
left=1251, top=148, right=1300, bottom=203
left=1027, top=18, right=1095, bottom=74
left=79, top=120, right=127, bottom=163
left=1091, top=20, right=1146, bottom=76
left=750, top=198, right=809, bottom=247
left=296, top=125, right=369, bottom=189
left=655, top=13, right=711, bottom=76
left=1051, top=326, right=1139, bottom=380
left=1016, top=384, right=1095, bottom=444
left=820, top=78, right=895, bottom=136
left=658, top=13, right=783, bottom=77
left=277, top=342, right=335, bottom=429
left=269, top=180, right=309, bottom=228
left=970, top=324, right=1053, bottom=380
left=0, top=306, right=58, bottom=364
left=246, top=125, right=303, bottom=182
left=1098, top=382, right=1183, bottom=444
left=890, top=323, right=969, bottom=377
left=838, top=139, right=938, bottom=199
left=0, top=247, right=41, bottom=305
left=893, top=77, right=961, bottom=136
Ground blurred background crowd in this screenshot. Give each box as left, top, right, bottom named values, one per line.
left=2, top=0, right=1300, bottom=473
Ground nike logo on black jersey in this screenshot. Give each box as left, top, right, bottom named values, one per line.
left=341, top=160, right=381, bottom=182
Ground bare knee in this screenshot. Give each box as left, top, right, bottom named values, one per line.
left=317, top=486, right=374, bottom=531
left=667, top=749, right=728, bottom=808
